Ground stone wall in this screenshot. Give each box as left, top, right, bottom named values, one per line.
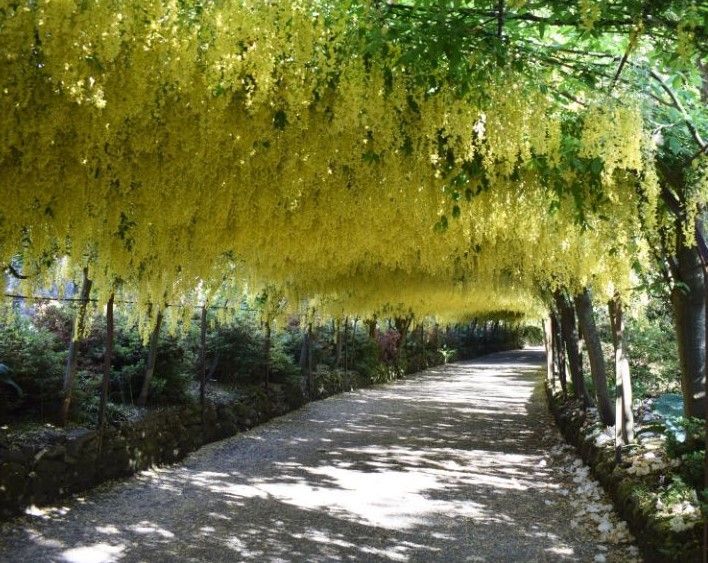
left=0, top=388, right=289, bottom=519
left=545, top=384, right=702, bottom=562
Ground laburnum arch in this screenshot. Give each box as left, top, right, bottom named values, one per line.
left=1, top=0, right=706, bottom=418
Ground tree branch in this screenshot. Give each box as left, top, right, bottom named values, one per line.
left=5, top=264, right=29, bottom=280
left=648, top=69, right=706, bottom=152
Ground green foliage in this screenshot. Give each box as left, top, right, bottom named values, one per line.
left=369, top=364, right=399, bottom=385
left=661, top=415, right=704, bottom=493
left=666, top=417, right=704, bottom=459
left=439, top=345, right=457, bottom=364
left=110, top=321, right=194, bottom=406
left=626, top=298, right=681, bottom=397
left=677, top=450, right=705, bottom=492
left=311, top=365, right=362, bottom=397
left=206, top=317, right=264, bottom=385
left=0, top=314, right=66, bottom=422
left=350, top=333, right=380, bottom=379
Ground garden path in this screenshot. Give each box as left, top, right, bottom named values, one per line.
left=0, top=349, right=639, bottom=562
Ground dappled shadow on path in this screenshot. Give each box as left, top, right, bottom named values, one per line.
left=0, top=348, right=593, bottom=561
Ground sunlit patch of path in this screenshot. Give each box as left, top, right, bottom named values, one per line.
left=0, top=349, right=639, bottom=562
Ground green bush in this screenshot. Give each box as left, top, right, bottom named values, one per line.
left=0, top=315, right=66, bottom=422
left=626, top=298, right=681, bottom=397
left=678, top=450, right=705, bottom=491
left=666, top=417, right=704, bottom=459
left=207, top=318, right=265, bottom=384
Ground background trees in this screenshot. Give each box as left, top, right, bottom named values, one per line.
left=0, top=0, right=704, bottom=422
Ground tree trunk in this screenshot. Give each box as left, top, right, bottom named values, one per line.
left=97, top=293, right=114, bottom=443
left=307, top=323, right=314, bottom=395
left=365, top=317, right=377, bottom=339
left=335, top=319, right=343, bottom=368
left=575, top=288, right=614, bottom=425
left=59, top=268, right=93, bottom=426
left=199, top=305, right=208, bottom=426
left=609, top=296, right=634, bottom=451
left=137, top=311, right=163, bottom=407
left=299, top=326, right=309, bottom=375
left=670, top=241, right=706, bottom=418
left=394, top=315, right=413, bottom=368
left=551, top=313, right=566, bottom=396
left=350, top=318, right=358, bottom=381
left=343, top=316, right=349, bottom=376
left=263, top=321, right=271, bottom=389
left=418, top=323, right=426, bottom=368
left=543, top=317, right=554, bottom=387
left=555, top=292, right=590, bottom=407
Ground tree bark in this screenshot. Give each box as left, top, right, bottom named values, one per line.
left=575, top=288, right=614, bottom=425
left=199, top=305, right=208, bottom=426
left=551, top=313, right=566, bottom=396
left=343, top=316, right=349, bottom=376
left=394, top=315, right=413, bottom=368
left=608, top=296, right=634, bottom=450
left=299, top=326, right=309, bottom=375
left=263, top=320, right=271, bottom=389
left=555, top=292, right=590, bottom=407
left=418, top=323, right=426, bottom=368
left=364, top=317, right=377, bottom=340
left=59, top=267, right=93, bottom=426
left=306, top=323, right=314, bottom=395
left=670, top=241, right=706, bottom=418
left=137, top=311, right=163, bottom=407
left=335, top=319, right=342, bottom=368
left=97, top=293, right=114, bottom=443
left=543, top=317, right=554, bottom=387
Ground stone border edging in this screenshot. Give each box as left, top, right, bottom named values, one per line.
left=0, top=387, right=292, bottom=520
left=544, top=382, right=703, bottom=562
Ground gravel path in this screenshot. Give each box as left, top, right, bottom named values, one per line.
left=0, top=349, right=640, bottom=562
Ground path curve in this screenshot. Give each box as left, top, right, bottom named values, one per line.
left=0, top=349, right=638, bottom=562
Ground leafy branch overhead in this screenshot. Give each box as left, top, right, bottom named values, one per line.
left=0, top=0, right=705, bottom=325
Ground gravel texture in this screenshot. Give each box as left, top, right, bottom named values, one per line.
left=0, top=349, right=639, bottom=562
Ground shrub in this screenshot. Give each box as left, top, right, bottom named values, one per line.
left=0, top=315, right=66, bottom=422
left=207, top=318, right=264, bottom=385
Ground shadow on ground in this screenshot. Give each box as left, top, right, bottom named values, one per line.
left=0, top=349, right=604, bottom=562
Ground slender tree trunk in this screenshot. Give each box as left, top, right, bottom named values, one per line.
left=199, top=305, right=208, bottom=426
left=551, top=313, right=567, bottom=397
left=299, top=326, right=309, bottom=378
left=137, top=311, right=163, bottom=407
left=555, top=292, right=590, bottom=407
left=575, top=288, right=614, bottom=425
left=335, top=319, right=342, bottom=368
left=670, top=241, right=706, bottom=418
left=343, top=316, right=349, bottom=377
left=394, top=315, right=412, bottom=368
left=59, top=268, right=93, bottom=426
left=609, top=296, right=634, bottom=451
left=307, top=323, right=314, bottom=395
left=365, top=317, right=377, bottom=339
left=97, top=293, right=114, bottom=444
left=418, top=323, right=425, bottom=368
left=351, top=317, right=358, bottom=374
left=543, top=317, right=554, bottom=387
left=263, top=321, right=271, bottom=389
